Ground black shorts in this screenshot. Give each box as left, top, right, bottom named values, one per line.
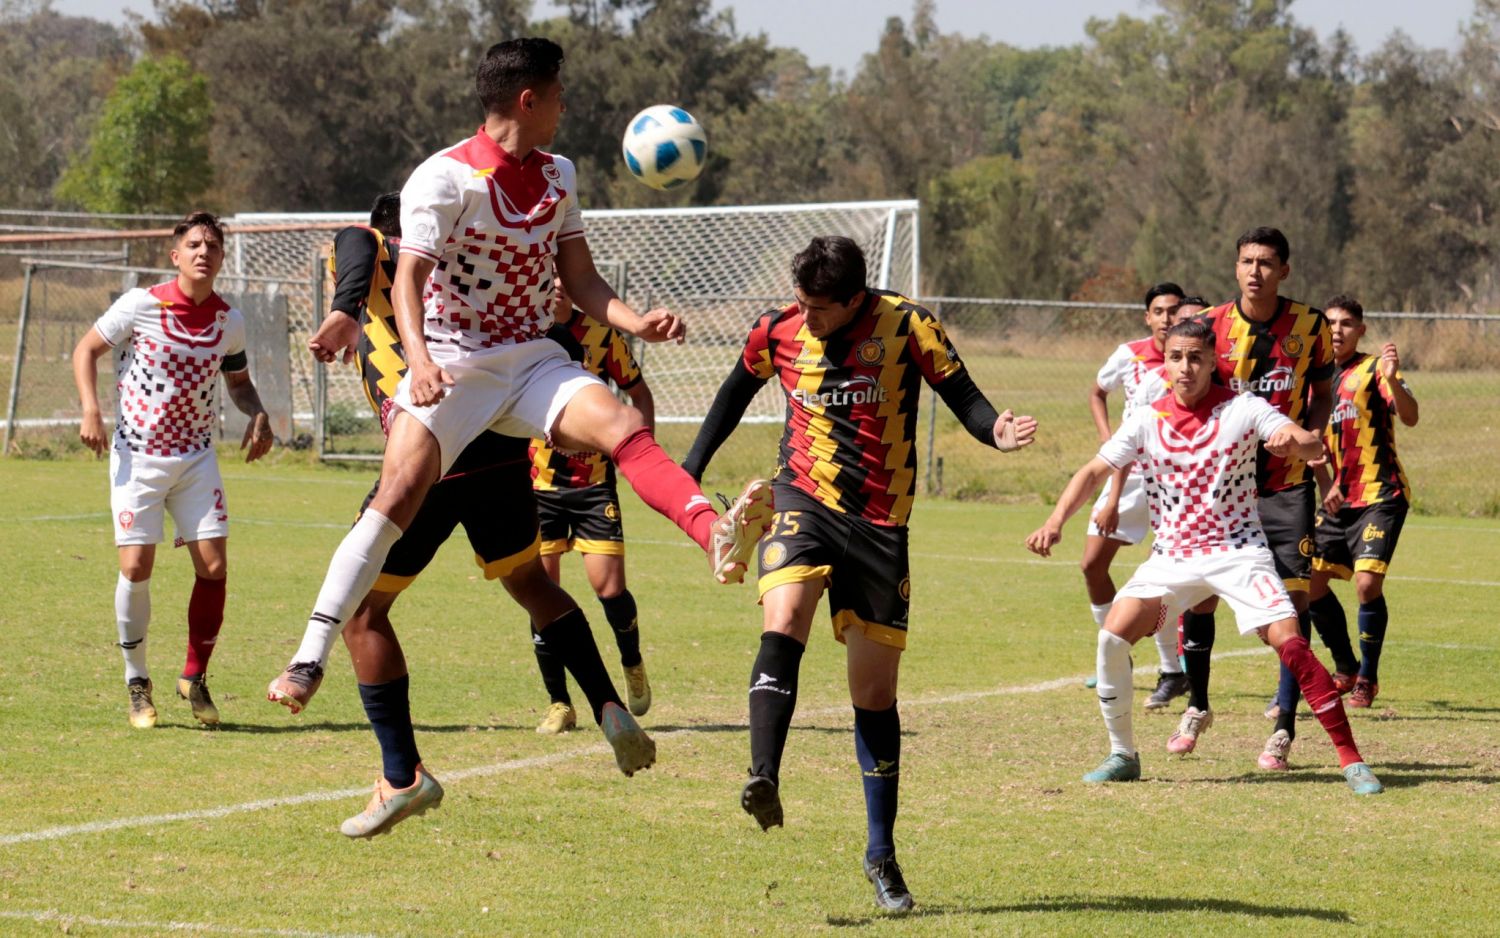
left=536, top=480, right=625, bottom=557
left=1313, top=499, right=1408, bottom=579
left=756, top=485, right=910, bottom=650
left=1257, top=482, right=1315, bottom=590
left=364, top=435, right=540, bottom=594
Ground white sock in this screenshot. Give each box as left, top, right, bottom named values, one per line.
left=1154, top=623, right=1182, bottom=674
left=292, top=509, right=403, bottom=667
left=1090, top=602, right=1111, bottom=627
left=115, top=574, right=150, bottom=682
left=1096, top=630, right=1135, bottom=756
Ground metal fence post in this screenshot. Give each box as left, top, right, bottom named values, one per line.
left=311, top=251, right=326, bottom=458
left=4, top=263, right=37, bottom=455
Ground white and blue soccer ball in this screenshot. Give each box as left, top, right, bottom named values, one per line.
left=622, top=105, right=707, bottom=191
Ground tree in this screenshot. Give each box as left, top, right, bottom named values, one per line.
left=56, top=55, right=213, bottom=213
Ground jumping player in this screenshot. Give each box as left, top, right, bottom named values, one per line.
left=1084, top=283, right=1188, bottom=710
left=684, top=236, right=1038, bottom=912
left=297, top=194, right=652, bottom=836
left=1308, top=295, right=1418, bottom=709
left=1181, top=227, right=1336, bottom=770
left=530, top=278, right=655, bottom=732
left=268, top=39, right=774, bottom=756
left=72, top=211, right=274, bottom=728
left=1026, top=319, right=1382, bottom=796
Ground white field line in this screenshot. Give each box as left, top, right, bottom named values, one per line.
left=0, top=650, right=1269, bottom=849
left=0, top=909, right=376, bottom=938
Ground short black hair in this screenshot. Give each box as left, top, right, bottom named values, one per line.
left=477, top=38, right=564, bottom=115
left=1325, top=294, right=1364, bottom=320
left=1179, top=295, right=1208, bottom=308
left=173, top=210, right=223, bottom=244
left=1144, top=282, right=1185, bottom=309
left=1235, top=226, right=1290, bottom=264
left=792, top=236, right=866, bottom=304
left=369, top=191, right=401, bottom=239
left=1165, top=318, right=1215, bottom=349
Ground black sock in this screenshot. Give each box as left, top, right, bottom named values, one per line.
left=748, top=631, right=804, bottom=784
left=1309, top=592, right=1358, bottom=674
left=1273, top=611, right=1314, bottom=739
left=599, top=590, right=642, bottom=668
left=1182, top=611, right=1216, bottom=711
left=358, top=675, right=420, bottom=790
left=1358, top=595, right=1389, bottom=683
left=854, top=703, right=901, bottom=865
left=537, top=607, right=621, bottom=723
left=530, top=623, right=572, bottom=706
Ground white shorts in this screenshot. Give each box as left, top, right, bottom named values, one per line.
left=392, top=338, right=603, bottom=476
left=1117, top=546, right=1296, bottom=635
left=109, top=444, right=228, bottom=547
left=1086, top=471, right=1150, bottom=544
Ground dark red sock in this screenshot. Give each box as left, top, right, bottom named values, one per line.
left=184, top=575, right=226, bottom=678
left=611, top=427, right=716, bottom=551
left=1277, top=635, right=1363, bottom=767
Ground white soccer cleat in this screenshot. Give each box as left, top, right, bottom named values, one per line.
left=709, top=480, right=775, bottom=585
left=1166, top=706, right=1212, bottom=755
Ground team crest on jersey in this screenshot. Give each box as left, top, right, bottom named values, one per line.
left=1299, top=535, right=1314, bottom=557
left=605, top=502, right=620, bottom=522
left=761, top=541, right=787, bottom=570
left=1345, top=374, right=1362, bottom=392
left=1281, top=335, right=1305, bottom=357
left=542, top=163, right=562, bottom=183
left=856, top=338, right=885, bottom=366
left=117, top=510, right=135, bottom=530
left=898, top=577, right=911, bottom=602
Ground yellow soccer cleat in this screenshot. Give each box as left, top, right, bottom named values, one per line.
left=623, top=662, right=652, bottom=717
left=340, top=764, right=444, bottom=838
left=126, top=678, right=157, bottom=729
left=536, top=701, right=577, bottom=735
left=177, top=675, right=220, bottom=726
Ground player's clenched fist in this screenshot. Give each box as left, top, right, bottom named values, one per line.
left=79, top=410, right=108, bottom=456
left=309, top=311, right=361, bottom=365
left=635, top=308, right=686, bottom=344
left=993, top=410, right=1038, bottom=452
left=407, top=359, right=455, bottom=407
left=1025, top=523, right=1063, bottom=557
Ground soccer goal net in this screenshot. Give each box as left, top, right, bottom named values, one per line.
left=227, top=200, right=920, bottom=459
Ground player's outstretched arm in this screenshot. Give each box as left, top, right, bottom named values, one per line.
left=556, top=236, right=685, bottom=344
left=681, top=360, right=766, bottom=482
left=1090, top=461, right=1131, bottom=536
left=71, top=329, right=112, bottom=456
left=224, top=369, right=274, bottom=463
left=391, top=252, right=451, bottom=406
left=993, top=409, right=1038, bottom=452
left=1026, top=457, right=1115, bottom=557
left=1264, top=421, right=1323, bottom=462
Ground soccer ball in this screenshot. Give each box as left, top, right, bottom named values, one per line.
left=622, top=105, right=707, bottom=191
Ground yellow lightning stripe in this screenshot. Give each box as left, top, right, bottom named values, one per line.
left=871, top=302, right=914, bottom=523
left=791, top=326, right=845, bottom=510
left=363, top=315, right=405, bottom=402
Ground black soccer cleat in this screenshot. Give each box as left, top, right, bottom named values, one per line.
left=863, top=855, right=914, bottom=912
left=1144, top=671, right=1190, bottom=710
left=741, top=774, right=783, bottom=831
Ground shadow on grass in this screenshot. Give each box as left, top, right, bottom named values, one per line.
left=161, top=721, right=532, bottom=734
left=826, top=893, right=1352, bottom=927
left=1181, top=763, right=1500, bottom=788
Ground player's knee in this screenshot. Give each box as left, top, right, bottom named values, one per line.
left=1354, top=573, right=1384, bottom=604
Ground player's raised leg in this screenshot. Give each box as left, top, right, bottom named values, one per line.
left=268, top=411, right=438, bottom=712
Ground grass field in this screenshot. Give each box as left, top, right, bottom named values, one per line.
left=1, top=455, right=1498, bottom=937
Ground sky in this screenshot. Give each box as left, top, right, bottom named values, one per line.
left=54, top=0, right=1477, bottom=72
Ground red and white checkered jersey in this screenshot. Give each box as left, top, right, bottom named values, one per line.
left=1096, top=337, right=1164, bottom=426
left=399, top=130, right=585, bottom=352
left=1099, top=385, right=1292, bottom=557
left=94, top=280, right=247, bottom=457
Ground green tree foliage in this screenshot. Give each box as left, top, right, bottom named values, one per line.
left=55, top=55, right=213, bottom=213
left=0, top=1, right=130, bottom=206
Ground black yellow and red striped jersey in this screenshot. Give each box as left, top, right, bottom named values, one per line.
left=1325, top=352, right=1412, bottom=507
left=1201, top=297, right=1334, bottom=492
left=530, top=312, right=643, bottom=491
left=741, top=290, right=964, bottom=527
left=329, top=225, right=404, bottom=418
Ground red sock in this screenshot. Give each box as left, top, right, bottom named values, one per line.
left=611, top=427, right=716, bottom=551
left=185, top=575, right=226, bottom=678
left=1277, top=635, right=1363, bottom=767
